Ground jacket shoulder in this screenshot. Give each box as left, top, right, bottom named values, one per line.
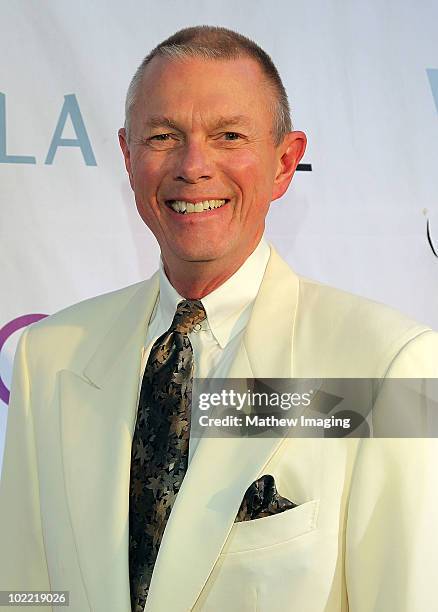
left=294, top=275, right=433, bottom=377
left=30, top=279, right=150, bottom=331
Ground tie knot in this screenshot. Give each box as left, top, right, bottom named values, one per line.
left=171, top=299, right=206, bottom=334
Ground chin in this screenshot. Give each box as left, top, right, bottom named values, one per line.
left=171, top=242, right=230, bottom=264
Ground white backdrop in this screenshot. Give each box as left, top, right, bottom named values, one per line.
left=1, top=0, right=438, bottom=468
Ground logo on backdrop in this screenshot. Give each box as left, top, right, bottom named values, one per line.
left=0, top=93, right=96, bottom=166
left=427, top=68, right=438, bottom=114
left=424, top=70, right=438, bottom=258
left=426, top=212, right=438, bottom=258
left=0, top=314, right=48, bottom=406
left=0, top=91, right=313, bottom=171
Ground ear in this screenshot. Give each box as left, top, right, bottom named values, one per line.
left=118, top=128, right=134, bottom=190
left=271, top=131, right=307, bottom=202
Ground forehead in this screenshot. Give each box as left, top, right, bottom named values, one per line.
left=133, top=55, right=273, bottom=127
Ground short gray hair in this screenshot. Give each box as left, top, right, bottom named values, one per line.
left=124, top=25, right=293, bottom=146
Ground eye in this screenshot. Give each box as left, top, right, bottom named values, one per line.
left=223, top=132, right=242, bottom=140
left=149, top=133, right=172, bottom=141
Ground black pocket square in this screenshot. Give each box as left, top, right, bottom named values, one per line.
left=235, top=474, right=297, bottom=522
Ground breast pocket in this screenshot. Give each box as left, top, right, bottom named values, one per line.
left=221, top=499, right=320, bottom=554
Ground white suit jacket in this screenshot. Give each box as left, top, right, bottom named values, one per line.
left=1, top=247, right=438, bottom=612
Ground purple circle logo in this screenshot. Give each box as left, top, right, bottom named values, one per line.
left=0, top=314, right=48, bottom=405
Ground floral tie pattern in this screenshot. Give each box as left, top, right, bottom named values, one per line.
left=129, top=299, right=206, bottom=612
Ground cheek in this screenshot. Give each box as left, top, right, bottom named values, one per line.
left=226, top=155, right=274, bottom=207
left=130, top=161, right=163, bottom=226
left=224, top=149, right=273, bottom=187
left=131, top=154, right=164, bottom=195
left=217, top=161, right=249, bottom=201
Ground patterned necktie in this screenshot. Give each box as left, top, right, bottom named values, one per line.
left=129, top=299, right=207, bottom=612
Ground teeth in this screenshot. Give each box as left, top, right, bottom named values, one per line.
left=168, top=199, right=227, bottom=214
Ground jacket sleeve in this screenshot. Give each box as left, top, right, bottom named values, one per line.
left=345, top=330, right=438, bottom=611
left=0, top=327, right=52, bottom=610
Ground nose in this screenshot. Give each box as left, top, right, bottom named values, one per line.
left=174, top=138, right=213, bottom=184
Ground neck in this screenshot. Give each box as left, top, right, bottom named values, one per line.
left=162, top=242, right=261, bottom=299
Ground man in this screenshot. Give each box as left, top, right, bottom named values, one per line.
left=1, top=25, right=438, bottom=612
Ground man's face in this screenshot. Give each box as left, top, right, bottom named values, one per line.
left=119, top=55, right=306, bottom=272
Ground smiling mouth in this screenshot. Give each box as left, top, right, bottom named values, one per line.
left=165, top=199, right=229, bottom=214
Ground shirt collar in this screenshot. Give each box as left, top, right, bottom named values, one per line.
left=156, top=237, right=271, bottom=348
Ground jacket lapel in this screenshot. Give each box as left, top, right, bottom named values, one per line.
left=58, top=274, right=159, bottom=611
left=145, top=247, right=300, bottom=611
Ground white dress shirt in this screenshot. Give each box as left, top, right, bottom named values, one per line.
left=138, top=237, right=270, bottom=463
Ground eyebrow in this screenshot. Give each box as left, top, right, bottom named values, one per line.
left=144, top=114, right=252, bottom=131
